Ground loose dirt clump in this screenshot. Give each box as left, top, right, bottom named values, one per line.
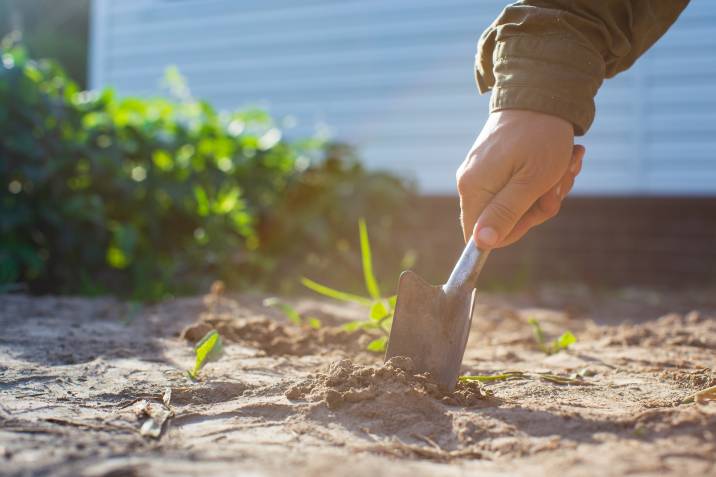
left=181, top=314, right=370, bottom=356
left=286, top=357, right=490, bottom=409
left=180, top=284, right=377, bottom=356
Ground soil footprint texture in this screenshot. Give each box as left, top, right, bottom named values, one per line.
left=1, top=288, right=716, bottom=477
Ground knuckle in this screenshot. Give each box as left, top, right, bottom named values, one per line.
left=456, top=172, right=470, bottom=195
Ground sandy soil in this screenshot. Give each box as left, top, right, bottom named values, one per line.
left=1, top=286, right=715, bottom=477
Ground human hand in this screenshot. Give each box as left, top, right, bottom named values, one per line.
left=456, top=110, right=585, bottom=249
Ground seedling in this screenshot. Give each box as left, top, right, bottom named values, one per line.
left=459, top=372, right=526, bottom=383
left=263, top=297, right=322, bottom=329
left=459, top=371, right=589, bottom=386
left=301, top=218, right=396, bottom=352
left=528, top=317, right=576, bottom=355
left=187, top=330, right=223, bottom=380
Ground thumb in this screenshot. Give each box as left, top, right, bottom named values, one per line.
left=472, top=181, right=539, bottom=249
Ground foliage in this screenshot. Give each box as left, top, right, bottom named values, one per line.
left=0, top=1, right=89, bottom=86
left=301, top=218, right=396, bottom=352
left=262, top=297, right=321, bottom=329
left=0, top=46, right=414, bottom=299
left=187, top=329, right=223, bottom=380
left=527, top=317, right=577, bottom=354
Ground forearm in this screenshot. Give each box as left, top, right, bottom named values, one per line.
left=476, top=0, right=690, bottom=135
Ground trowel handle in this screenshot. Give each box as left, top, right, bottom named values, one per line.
left=443, top=237, right=490, bottom=296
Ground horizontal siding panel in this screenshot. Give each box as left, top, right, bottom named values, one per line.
left=91, top=0, right=716, bottom=195
left=106, top=43, right=477, bottom=81
left=108, top=16, right=486, bottom=57
left=108, top=0, right=506, bottom=29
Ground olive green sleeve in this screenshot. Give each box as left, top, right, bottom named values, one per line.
left=475, top=0, right=690, bottom=135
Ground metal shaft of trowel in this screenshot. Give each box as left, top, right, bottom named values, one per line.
left=442, top=238, right=490, bottom=297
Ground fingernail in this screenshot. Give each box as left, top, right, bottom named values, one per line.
left=555, top=185, right=562, bottom=198
left=476, top=227, right=498, bottom=247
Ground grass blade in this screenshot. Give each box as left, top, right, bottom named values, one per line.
left=358, top=218, right=381, bottom=299
left=300, top=277, right=372, bottom=306
left=527, top=317, right=546, bottom=352
left=537, top=373, right=590, bottom=385
left=263, top=297, right=302, bottom=325
left=459, top=372, right=526, bottom=383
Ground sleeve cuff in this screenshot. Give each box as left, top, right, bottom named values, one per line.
left=476, top=35, right=605, bottom=136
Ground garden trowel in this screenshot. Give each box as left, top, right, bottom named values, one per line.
left=385, top=238, right=489, bottom=392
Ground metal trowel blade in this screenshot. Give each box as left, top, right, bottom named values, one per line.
left=384, top=270, right=475, bottom=392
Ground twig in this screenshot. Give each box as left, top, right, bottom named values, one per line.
left=681, top=385, right=716, bottom=404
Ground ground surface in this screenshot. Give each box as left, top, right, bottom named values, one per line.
left=1, top=286, right=716, bottom=477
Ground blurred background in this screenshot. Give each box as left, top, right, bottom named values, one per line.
left=2, top=0, right=715, bottom=300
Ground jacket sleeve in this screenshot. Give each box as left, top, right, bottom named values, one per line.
left=475, top=0, right=690, bottom=135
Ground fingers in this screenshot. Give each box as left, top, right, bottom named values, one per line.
left=560, top=144, right=585, bottom=197
left=473, top=179, right=543, bottom=248
left=497, top=145, right=586, bottom=247
left=457, top=110, right=578, bottom=249
left=457, top=145, right=512, bottom=243
left=459, top=187, right=494, bottom=243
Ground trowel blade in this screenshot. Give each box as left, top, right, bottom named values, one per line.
left=384, top=270, right=476, bottom=392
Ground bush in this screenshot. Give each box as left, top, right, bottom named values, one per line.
left=0, top=46, right=415, bottom=300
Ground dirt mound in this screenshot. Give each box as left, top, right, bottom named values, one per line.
left=181, top=314, right=371, bottom=356
left=286, top=357, right=490, bottom=409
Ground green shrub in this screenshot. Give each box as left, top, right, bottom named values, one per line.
left=0, top=46, right=415, bottom=299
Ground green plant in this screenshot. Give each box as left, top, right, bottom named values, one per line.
left=0, top=45, right=414, bottom=299
left=187, top=330, right=223, bottom=380
left=459, top=371, right=588, bottom=385
left=263, top=297, right=321, bottom=329
left=301, top=218, right=396, bottom=352
left=0, top=1, right=90, bottom=87
left=527, top=318, right=577, bottom=354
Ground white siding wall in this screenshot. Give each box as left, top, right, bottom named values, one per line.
left=90, top=0, right=716, bottom=195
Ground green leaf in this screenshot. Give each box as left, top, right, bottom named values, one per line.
left=193, top=186, right=210, bottom=216
left=557, top=331, right=577, bottom=349
left=358, top=218, right=381, bottom=299
left=152, top=150, right=173, bottom=171
left=527, top=317, right=547, bottom=351
left=367, top=336, right=387, bottom=353
left=263, top=297, right=302, bottom=325
left=342, top=321, right=363, bottom=332
left=188, top=330, right=223, bottom=380
left=387, top=295, right=397, bottom=311
left=213, top=187, right=240, bottom=214
left=300, top=277, right=372, bottom=306
left=370, top=301, right=388, bottom=321
left=342, top=320, right=379, bottom=332
left=307, top=317, right=322, bottom=330
left=106, top=245, right=129, bottom=269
